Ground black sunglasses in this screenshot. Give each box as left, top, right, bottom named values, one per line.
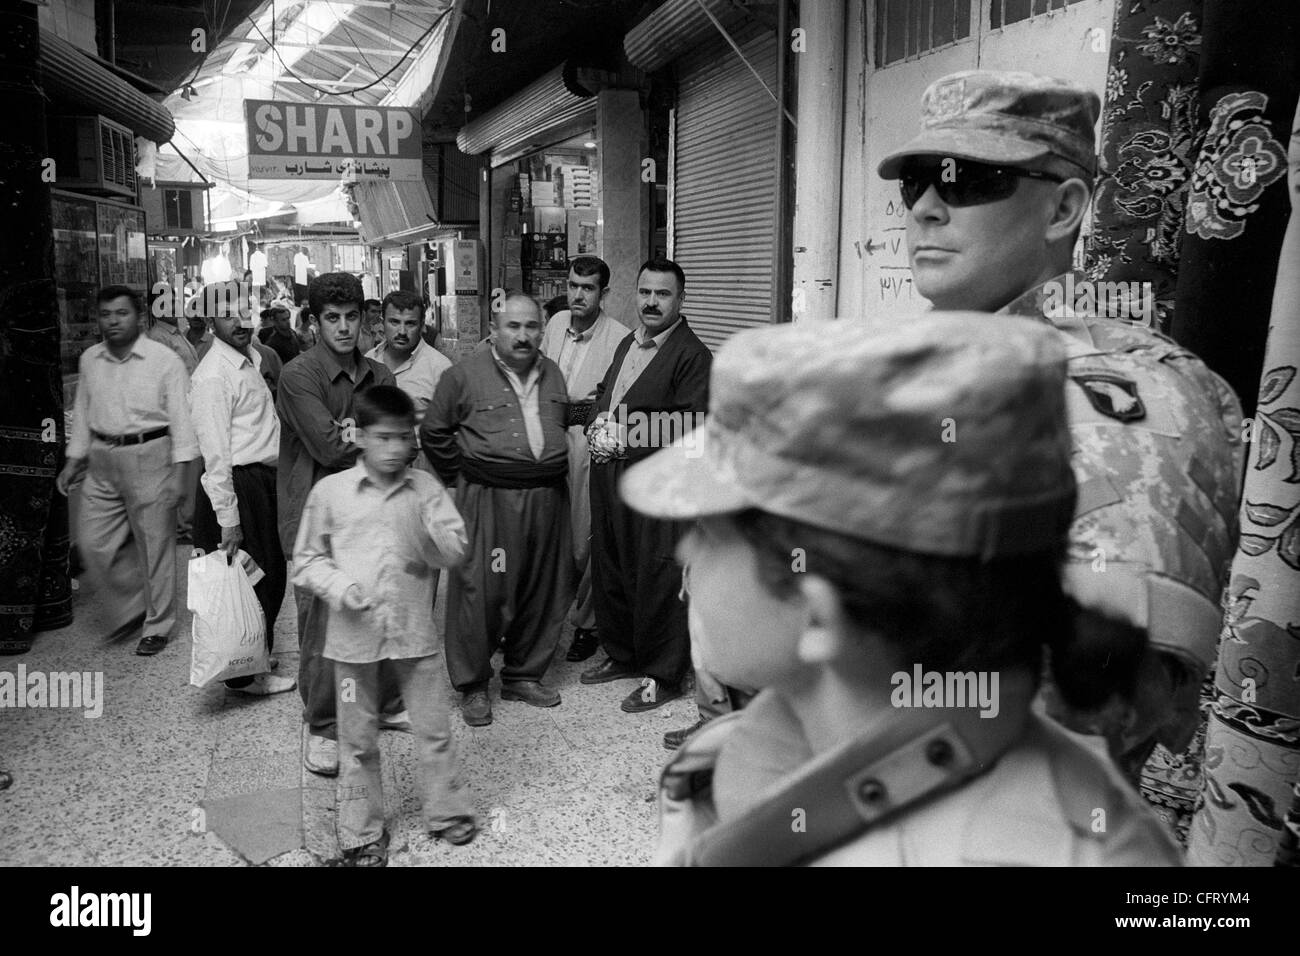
left=898, top=160, right=1065, bottom=209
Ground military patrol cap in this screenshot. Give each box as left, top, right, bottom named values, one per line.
left=877, top=70, right=1101, bottom=179
left=620, top=313, right=1077, bottom=559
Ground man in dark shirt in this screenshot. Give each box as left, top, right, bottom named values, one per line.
left=258, top=305, right=302, bottom=366
left=420, top=293, right=574, bottom=727
left=276, top=272, right=399, bottom=776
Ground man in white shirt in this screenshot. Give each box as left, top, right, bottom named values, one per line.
left=539, top=256, right=626, bottom=662
left=364, top=290, right=452, bottom=434
left=189, top=282, right=296, bottom=695
left=57, top=286, right=199, bottom=656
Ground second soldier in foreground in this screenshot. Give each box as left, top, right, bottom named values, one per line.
left=624, top=313, right=1182, bottom=866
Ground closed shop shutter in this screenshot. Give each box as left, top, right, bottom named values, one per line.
left=672, top=22, right=778, bottom=351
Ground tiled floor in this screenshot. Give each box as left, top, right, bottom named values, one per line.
left=0, top=546, right=694, bottom=866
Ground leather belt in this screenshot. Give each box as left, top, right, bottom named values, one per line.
left=92, top=426, right=170, bottom=447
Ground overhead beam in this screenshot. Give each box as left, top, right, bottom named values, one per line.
left=299, top=0, right=446, bottom=10
left=250, top=41, right=407, bottom=56
left=270, top=75, right=386, bottom=91
left=337, top=15, right=414, bottom=47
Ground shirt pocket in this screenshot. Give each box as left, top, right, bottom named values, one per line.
left=472, top=398, right=515, bottom=434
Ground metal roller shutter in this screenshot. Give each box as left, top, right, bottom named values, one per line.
left=672, top=23, right=778, bottom=352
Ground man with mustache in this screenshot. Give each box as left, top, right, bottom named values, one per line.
left=580, top=258, right=710, bottom=714
left=276, top=272, right=400, bottom=775
left=364, top=290, right=452, bottom=435
left=57, top=286, right=199, bottom=656
left=420, top=292, right=573, bottom=726
left=189, top=281, right=295, bottom=695
left=539, top=256, right=627, bottom=663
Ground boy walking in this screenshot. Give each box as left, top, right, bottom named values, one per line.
left=293, top=386, right=477, bottom=865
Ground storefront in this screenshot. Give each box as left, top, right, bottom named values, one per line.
left=37, top=25, right=175, bottom=405
left=624, top=0, right=789, bottom=351
left=51, top=190, right=149, bottom=379
left=454, top=58, right=651, bottom=335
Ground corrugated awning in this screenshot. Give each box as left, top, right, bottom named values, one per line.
left=353, top=179, right=441, bottom=246
left=624, top=0, right=773, bottom=72
left=39, top=29, right=175, bottom=144
left=456, top=62, right=595, bottom=159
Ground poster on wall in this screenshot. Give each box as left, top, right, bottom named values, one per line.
left=453, top=240, right=479, bottom=295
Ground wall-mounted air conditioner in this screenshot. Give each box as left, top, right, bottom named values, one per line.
left=49, top=114, right=138, bottom=200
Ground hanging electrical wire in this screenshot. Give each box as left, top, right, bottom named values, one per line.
left=245, top=5, right=450, bottom=99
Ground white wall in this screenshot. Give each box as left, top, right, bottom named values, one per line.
left=844, top=0, right=1115, bottom=323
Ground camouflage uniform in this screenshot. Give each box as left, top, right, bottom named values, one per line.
left=620, top=313, right=1183, bottom=866
left=1003, top=276, right=1244, bottom=838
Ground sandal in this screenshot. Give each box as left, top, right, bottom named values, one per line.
left=345, top=830, right=389, bottom=867
left=433, top=818, right=478, bottom=846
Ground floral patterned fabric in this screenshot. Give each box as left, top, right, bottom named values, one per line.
left=1168, top=0, right=1299, bottom=419
left=1091, top=0, right=1300, bottom=853
left=1087, top=1, right=1204, bottom=335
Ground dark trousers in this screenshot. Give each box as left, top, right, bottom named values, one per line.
left=193, top=463, right=284, bottom=686
left=590, top=459, right=690, bottom=686
left=445, top=479, right=574, bottom=693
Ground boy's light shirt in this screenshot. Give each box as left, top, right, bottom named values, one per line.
left=292, top=460, right=467, bottom=663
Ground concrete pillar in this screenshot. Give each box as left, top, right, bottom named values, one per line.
left=791, top=0, right=846, bottom=322
left=597, top=88, right=648, bottom=330
left=837, top=0, right=868, bottom=320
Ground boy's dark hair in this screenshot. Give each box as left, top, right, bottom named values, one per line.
left=364, top=298, right=382, bottom=310
left=728, top=508, right=1139, bottom=712
left=307, top=272, right=365, bottom=320
left=355, top=385, right=415, bottom=429
left=637, top=257, right=686, bottom=293
left=570, top=255, right=610, bottom=289
left=96, top=285, right=142, bottom=316
left=381, top=290, right=424, bottom=315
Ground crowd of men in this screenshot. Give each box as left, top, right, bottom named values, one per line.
left=46, top=68, right=1273, bottom=865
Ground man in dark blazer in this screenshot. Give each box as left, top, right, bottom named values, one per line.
left=580, top=259, right=711, bottom=713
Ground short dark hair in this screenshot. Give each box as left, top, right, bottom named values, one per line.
left=543, top=294, right=569, bottom=319
left=725, top=509, right=1133, bottom=712
left=637, top=257, right=685, bottom=293
left=307, top=273, right=365, bottom=320
left=364, top=298, right=382, bottom=310
left=97, top=285, right=142, bottom=316
left=570, top=255, right=610, bottom=289
left=355, top=385, right=415, bottom=429
left=381, top=290, right=424, bottom=315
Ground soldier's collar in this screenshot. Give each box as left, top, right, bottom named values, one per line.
left=679, top=671, right=1037, bottom=866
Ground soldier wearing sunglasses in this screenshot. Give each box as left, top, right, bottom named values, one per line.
left=878, top=72, right=1245, bottom=837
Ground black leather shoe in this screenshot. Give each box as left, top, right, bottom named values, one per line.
left=621, top=678, right=682, bottom=713
left=565, top=628, right=599, bottom=662
left=135, top=634, right=168, bottom=656
left=579, top=656, right=640, bottom=685
left=664, top=717, right=710, bottom=751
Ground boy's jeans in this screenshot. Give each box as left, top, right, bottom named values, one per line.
left=333, top=654, right=475, bottom=851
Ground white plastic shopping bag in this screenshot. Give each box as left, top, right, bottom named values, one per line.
left=187, top=549, right=268, bottom=687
